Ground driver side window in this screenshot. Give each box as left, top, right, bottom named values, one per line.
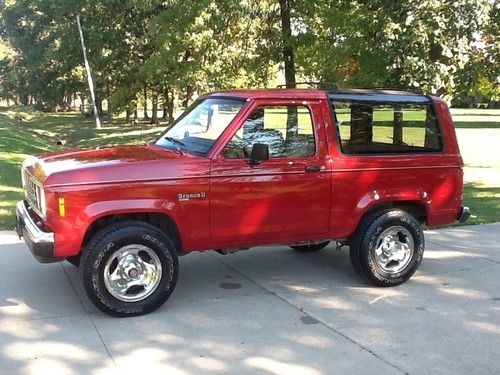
left=224, top=105, right=316, bottom=159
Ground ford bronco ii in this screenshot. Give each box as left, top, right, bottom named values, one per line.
left=16, top=87, right=470, bottom=316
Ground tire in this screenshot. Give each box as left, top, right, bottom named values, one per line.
left=66, top=253, right=81, bottom=267
left=290, top=241, right=330, bottom=252
left=80, top=221, right=179, bottom=317
left=349, top=209, right=424, bottom=287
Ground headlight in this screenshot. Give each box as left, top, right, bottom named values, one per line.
left=24, top=174, right=46, bottom=219
left=21, top=156, right=37, bottom=189
left=21, top=156, right=37, bottom=169
left=36, top=181, right=47, bottom=218
left=21, top=156, right=46, bottom=219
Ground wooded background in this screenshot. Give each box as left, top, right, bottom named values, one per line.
left=0, top=0, right=498, bottom=120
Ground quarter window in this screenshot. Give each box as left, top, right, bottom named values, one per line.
left=224, top=105, right=316, bottom=159
left=333, top=101, right=442, bottom=154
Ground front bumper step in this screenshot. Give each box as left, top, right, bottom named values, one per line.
left=16, top=201, right=61, bottom=263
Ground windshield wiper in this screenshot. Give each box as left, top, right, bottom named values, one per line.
left=164, top=136, right=187, bottom=152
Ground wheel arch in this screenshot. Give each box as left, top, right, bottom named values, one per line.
left=82, top=212, right=183, bottom=255
left=359, top=200, right=428, bottom=227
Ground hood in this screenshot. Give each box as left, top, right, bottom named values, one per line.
left=24, top=144, right=208, bottom=187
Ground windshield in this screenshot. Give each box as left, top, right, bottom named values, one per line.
left=156, top=97, right=246, bottom=155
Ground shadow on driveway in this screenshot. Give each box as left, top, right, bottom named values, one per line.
left=1, top=225, right=499, bottom=374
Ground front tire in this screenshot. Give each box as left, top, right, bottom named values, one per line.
left=80, top=221, right=179, bottom=317
left=349, top=209, right=424, bottom=286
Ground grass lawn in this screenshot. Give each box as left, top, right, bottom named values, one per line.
left=462, top=183, right=500, bottom=225
left=450, top=108, right=500, bottom=129
left=0, top=106, right=499, bottom=229
left=0, top=108, right=165, bottom=229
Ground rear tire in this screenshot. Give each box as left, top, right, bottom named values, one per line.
left=349, top=209, right=424, bottom=286
left=290, top=241, right=330, bottom=252
left=80, top=221, right=179, bottom=317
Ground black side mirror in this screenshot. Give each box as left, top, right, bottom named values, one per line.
left=248, top=143, right=269, bottom=165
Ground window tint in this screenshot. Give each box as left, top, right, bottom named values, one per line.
left=224, top=105, right=316, bottom=159
left=333, top=101, right=442, bottom=154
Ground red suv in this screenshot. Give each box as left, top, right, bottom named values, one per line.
left=16, top=88, right=469, bottom=316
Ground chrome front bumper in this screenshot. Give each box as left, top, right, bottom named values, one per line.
left=16, top=201, right=60, bottom=263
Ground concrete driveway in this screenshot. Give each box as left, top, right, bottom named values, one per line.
left=0, top=223, right=499, bottom=375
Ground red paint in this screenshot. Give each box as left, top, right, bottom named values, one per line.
left=22, top=89, right=464, bottom=257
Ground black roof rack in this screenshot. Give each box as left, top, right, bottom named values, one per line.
left=276, top=81, right=338, bottom=90
left=275, top=83, right=424, bottom=95
left=327, top=88, right=429, bottom=104
left=355, top=86, right=424, bottom=95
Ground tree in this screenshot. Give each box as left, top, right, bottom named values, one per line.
left=293, top=0, right=495, bottom=98
left=0, top=0, right=87, bottom=109
left=0, top=0, right=498, bottom=111
left=279, top=0, right=296, bottom=87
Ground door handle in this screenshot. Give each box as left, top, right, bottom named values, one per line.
left=305, top=165, right=324, bottom=172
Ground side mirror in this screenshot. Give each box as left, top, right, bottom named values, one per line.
left=248, top=143, right=269, bottom=165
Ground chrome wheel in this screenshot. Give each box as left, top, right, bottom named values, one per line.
left=373, top=226, right=414, bottom=274
left=103, top=244, right=162, bottom=302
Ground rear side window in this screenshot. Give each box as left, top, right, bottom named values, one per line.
left=333, top=101, right=443, bottom=154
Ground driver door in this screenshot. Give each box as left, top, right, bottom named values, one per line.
left=209, top=99, right=332, bottom=246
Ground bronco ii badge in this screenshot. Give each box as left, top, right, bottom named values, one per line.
left=178, top=192, right=206, bottom=202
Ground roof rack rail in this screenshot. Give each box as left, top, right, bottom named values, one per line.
left=276, top=81, right=338, bottom=90
left=358, top=86, right=424, bottom=95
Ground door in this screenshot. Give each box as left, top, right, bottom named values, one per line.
left=209, top=100, right=332, bottom=246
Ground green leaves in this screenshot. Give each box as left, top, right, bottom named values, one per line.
left=0, top=0, right=497, bottom=111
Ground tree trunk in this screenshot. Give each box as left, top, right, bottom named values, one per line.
left=393, top=105, right=403, bottom=145
left=66, top=93, right=72, bottom=111
left=184, top=85, right=194, bottom=109
left=143, top=85, right=149, bottom=119
left=168, top=96, right=174, bottom=123
left=125, top=109, right=131, bottom=123
left=107, top=98, right=113, bottom=122
left=163, top=88, right=174, bottom=121
left=167, top=90, right=175, bottom=123
left=60, top=91, right=65, bottom=109
left=79, top=96, right=85, bottom=115
left=151, top=92, right=158, bottom=124
left=279, top=0, right=296, bottom=88
left=95, top=97, right=103, bottom=114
